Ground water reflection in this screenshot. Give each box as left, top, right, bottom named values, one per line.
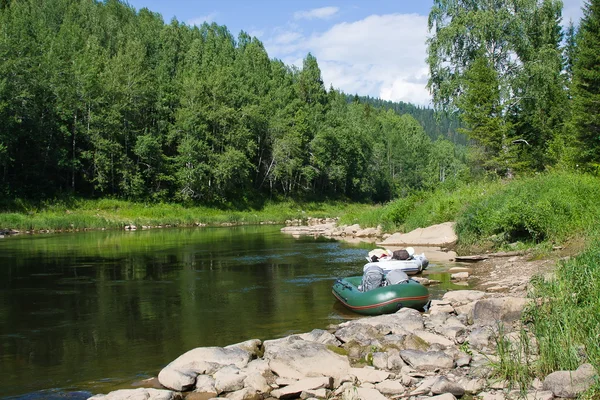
left=0, top=227, right=466, bottom=398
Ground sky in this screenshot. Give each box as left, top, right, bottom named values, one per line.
left=126, top=0, right=586, bottom=107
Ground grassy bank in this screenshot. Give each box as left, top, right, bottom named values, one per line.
left=341, top=171, right=600, bottom=252
left=0, top=198, right=378, bottom=232
left=490, top=235, right=600, bottom=397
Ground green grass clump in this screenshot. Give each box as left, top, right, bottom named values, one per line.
left=491, top=235, right=600, bottom=395
left=527, top=238, right=600, bottom=376
left=455, top=172, right=600, bottom=249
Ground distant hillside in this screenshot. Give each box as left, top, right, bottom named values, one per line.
left=348, top=95, right=467, bottom=145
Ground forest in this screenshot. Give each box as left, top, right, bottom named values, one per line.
left=0, top=0, right=598, bottom=207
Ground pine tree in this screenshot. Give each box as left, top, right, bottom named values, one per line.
left=572, top=0, right=600, bottom=168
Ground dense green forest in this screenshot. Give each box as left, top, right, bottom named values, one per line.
left=0, top=0, right=598, bottom=207
left=0, top=0, right=469, bottom=205
left=347, top=95, right=467, bottom=146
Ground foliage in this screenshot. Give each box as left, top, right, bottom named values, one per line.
left=572, top=0, right=600, bottom=168
left=455, top=172, right=600, bottom=248
left=427, top=0, right=567, bottom=177
left=526, top=241, right=600, bottom=377
left=0, top=0, right=467, bottom=204
left=0, top=198, right=374, bottom=231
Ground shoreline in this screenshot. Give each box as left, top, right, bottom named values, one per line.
left=88, top=250, right=593, bottom=400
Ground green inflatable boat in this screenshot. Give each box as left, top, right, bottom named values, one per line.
left=332, top=275, right=430, bottom=316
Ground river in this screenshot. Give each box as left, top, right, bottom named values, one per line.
left=0, top=226, right=463, bottom=399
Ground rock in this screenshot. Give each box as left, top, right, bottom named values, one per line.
left=157, top=369, right=197, bottom=392
left=451, top=272, right=469, bottom=280
left=243, top=359, right=270, bottom=375
left=542, top=363, right=598, bottom=398
left=371, top=352, right=388, bottom=370
left=442, top=290, right=486, bottom=307
left=374, top=379, right=406, bottom=395
left=299, top=329, right=341, bottom=346
left=214, top=365, right=246, bottom=394
left=263, top=336, right=350, bottom=380
left=131, top=377, right=164, bottom=389
left=460, top=378, right=485, bottom=394
left=349, top=367, right=390, bottom=384
left=386, top=349, right=407, bottom=370
left=456, top=354, right=472, bottom=367
left=343, top=224, right=361, bottom=236
left=409, top=376, right=439, bottom=396
left=479, top=391, right=505, bottom=400
left=300, top=388, right=328, bottom=399
left=430, top=376, right=465, bottom=396
left=270, top=377, right=332, bottom=399
left=411, top=276, right=430, bottom=285
left=243, top=372, right=270, bottom=394
left=467, top=326, right=495, bottom=350
left=195, top=375, right=217, bottom=394
left=429, top=303, right=455, bottom=316
left=158, top=340, right=260, bottom=391
left=525, top=390, right=554, bottom=400
left=399, top=349, right=454, bottom=371
left=346, top=387, right=387, bottom=400
left=336, top=308, right=424, bottom=334
left=487, top=285, right=510, bottom=293
left=225, top=388, right=262, bottom=400
left=335, top=324, right=388, bottom=346
left=377, top=222, right=457, bottom=247
left=88, top=388, right=182, bottom=400
left=185, top=392, right=216, bottom=400
left=412, top=330, right=455, bottom=348
left=472, top=297, right=531, bottom=326
left=469, top=353, right=494, bottom=378
left=429, top=394, right=457, bottom=400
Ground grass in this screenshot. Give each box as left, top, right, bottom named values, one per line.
left=0, top=198, right=376, bottom=232
left=487, top=233, right=600, bottom=396
left=342, top=171, right=600, bottom=253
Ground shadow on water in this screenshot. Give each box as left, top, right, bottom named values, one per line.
left=0, top=227, right=468, bottom=399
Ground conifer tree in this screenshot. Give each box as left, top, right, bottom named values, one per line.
left=572, top=0, right=600, bottom=168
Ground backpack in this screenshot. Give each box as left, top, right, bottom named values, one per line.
left=392, top=249, right=410, bottom=260
left=360, top=265, right=384, bottom=292
left=385, top=269, right=409, bottom=285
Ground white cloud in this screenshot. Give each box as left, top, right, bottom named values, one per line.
left=294, top=7, right=339, bottom=20
left=187, top=12, right=218, bottom=26
left=266, top=13, right=432, bottom=106
left=273, top=31, right=303, bottom=45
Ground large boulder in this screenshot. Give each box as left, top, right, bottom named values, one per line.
left=399, top=349, right=454, bottom=371
left=543, top=363, right=598, bottom=398
left=472, top=297, right=531, bottom=326
left=88, top=388, right=182, bottom=400
left=336, top=308, right=424, bottom=335
left=270, top=377, right=332, bottom=399
left=158, top=339, right=261, bottom=391
left=378, top=222, right=457, bottom=247
left=263, top=336, right=351, bottom=380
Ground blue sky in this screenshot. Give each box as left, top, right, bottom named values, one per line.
left=126, top=0, right=585, bottom=106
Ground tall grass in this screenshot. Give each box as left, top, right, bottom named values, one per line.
left=0, top=199, right=374, bottom=232
left=455, top=172, right=600, bottom=249
left=489, top=235, right=600, bottom=396
left=527, top=238, right=600, bottom=376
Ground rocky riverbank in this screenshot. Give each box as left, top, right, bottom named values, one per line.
left=86, top=222, right=597, bottom=400
left=87, top=288, right=597, bottom=400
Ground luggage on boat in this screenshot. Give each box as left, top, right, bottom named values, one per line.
left=392, top=249, right=410, bottom=260
left=385, top=269, right=409, bottom=285
left=360, top=265, right=384, bottom=292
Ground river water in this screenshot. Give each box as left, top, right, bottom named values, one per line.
left=0, top=226, right=463, bottom=399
